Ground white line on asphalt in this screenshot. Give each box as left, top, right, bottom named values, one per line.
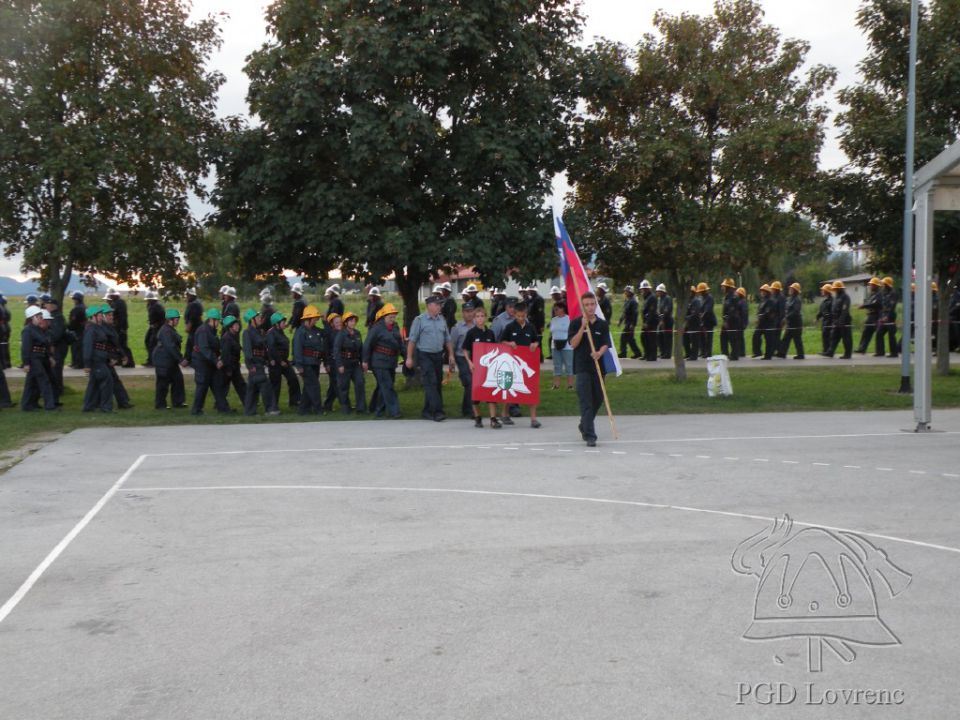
left=143, top=430, right=960, bottom=458
left=0, top=455, right=148, bottom=626
left=612, top=451, right=627, bottom=455
left=813, top=463, right=831, bottom=467
left=669, top=453, right=683, bottom=458
left=752, top=458, right=769, bottom=463
left=909, top=470, right=926, bottom=475
left=876, top=467, right=893, bottom=471
left=695, top=455, right=711, bottom=459
left=585, top=450, right=601, bottom=454
left=558, top=449, right=572, bottom=453
left=782, top=460, right=799, bottom=465
left=128, top=484, right=960, bottom=556
left=843, top=465, right=862, bottom=469
left=724, top=457, right=739, bottom=461
left=637, top=452, right=655, bottom=456
left=945, top=473, right=960, bottom=479
left=504, top=448, right=519, bottom=451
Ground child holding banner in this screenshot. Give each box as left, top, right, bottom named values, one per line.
left=463, top=307, right=501, bottom=429
left=501, top=302, right=542, bottom=429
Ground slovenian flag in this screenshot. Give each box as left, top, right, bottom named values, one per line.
left=555, top=216, right=623, bottom=376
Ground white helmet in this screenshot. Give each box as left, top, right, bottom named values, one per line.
left=431, top=284, right=442, bottom=294
left=465, top=283, right=478, bottom=293
left=145, top=290, right=159, bottom=301
left=639, top=279, right=652, bottom=290
left=102, top=290, right=114, bottom=300
left=218, top=285, right=229, bottom=295
left=25, top=306, right=42, bottom=320
left=259, top=287, right=272, bottom=298
left=225, top=287, right=237, bottom=299
left=624, top=285, right=635, bottom=294
left=40, top=309, right=53, bottom=320
left=185, top=287, right=197, bottom=296
left=261, top=293, right=274, bottom=304
left=440, top=282, right=452, bottom=292
left=325, top=284, right=341, bottom=297
left=461, top=287, right=471, bottom=296
left=549, top=285, right=561, bottom=295
left=291, top=282, right=304, bottom=295
left=596, top=282, right=609, bottom=292
left=656, top=283, right=667, bottom=293
left=368, top=287, right=381, bottom=297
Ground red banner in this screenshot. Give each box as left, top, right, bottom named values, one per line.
left=470, top=343, right=540, bottom=405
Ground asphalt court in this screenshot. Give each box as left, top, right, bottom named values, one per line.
left=1, top=411, right=959, bottom=719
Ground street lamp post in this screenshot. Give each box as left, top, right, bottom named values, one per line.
left=899, top=0, right=919, bottom=394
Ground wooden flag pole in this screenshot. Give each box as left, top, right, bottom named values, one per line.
left=571, top=277, right=619, bottom=440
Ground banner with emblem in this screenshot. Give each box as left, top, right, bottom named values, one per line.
left=470, top=343, right=540, bottom=405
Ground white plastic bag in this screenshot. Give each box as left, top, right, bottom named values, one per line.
left=706, top=355, right=733, bottom=397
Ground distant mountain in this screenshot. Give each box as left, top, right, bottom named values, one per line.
left=0, top=276, right=106, bottom=297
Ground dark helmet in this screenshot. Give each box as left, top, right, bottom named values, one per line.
left=39, top=293, right=53, bottom=304
left=71, top=291, right=84, bottom=302
left=25, top=293, right=38, bottom=304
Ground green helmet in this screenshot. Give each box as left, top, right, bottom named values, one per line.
left=205, top=308, right=222, bottom=321
left=165, top=308, right=181, bottom=320
left=100, top=304, right=114, bottom=314
left=85, top=306, right=101, bottom=319
left=270, top=312, right=286, bottom=326
left=243, top=308, right=259, bottom=323
left=222, top=315, right=238, bottom=328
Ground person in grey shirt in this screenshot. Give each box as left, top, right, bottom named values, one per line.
left=492, top=297, right=518, bottom=341
left=405, top=296, right=455, bottom=421
left=450, top=302, right=477, bottom=417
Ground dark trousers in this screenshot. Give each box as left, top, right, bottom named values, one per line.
left=780, top=326, right=804, bottom=357
left=857, top=321, right=877, bottom=353
left=270, top=363, right=302, bottom=406
left=659, top=323, right=673, bottom=358
left=244, top=365, right=277, bottom=415
left=21, top=359, right=57, bottom=410
left=821, top=324, right=833, bottom=355
left=752, top=328, right=765, bottom=357
left=299, top=365, right=323, bottom=415
left=641, top=327, right=657, bottom=361
left=323, top=365, right=339, bottom=410
left=700, top=328, right=715, bottom=358
left=145, top=327, right=159, bottom=364
left=720, top=324, right=741, bottom=360
left=455, top=356, right=473, bottom=415
left=684, top=325, right=701, bottom=359
left=155, top=365, right=186, bottom=408
left=832, top=323, right=853, bottom=358
left=0, top=339, right=10, bottom=369
left=763, top=328, right=779, bottom=359
left=418, top=351, right=445, bottom=417
left=224, top=366, right=247, bottom=403
left=876, top=322, right=898, bottom=356
left=619, top=328, right=640, bottom=357
left=192, top=363, right=229, bottom=413
left=70, top=337, right=83, bottom=368
left=337, top=364, right=366, bottom=412
left=110, top=367, right=131, bottom=407
left=118, top=330, right=135, bottom=367
left=53, top=347, right=67, bottom=397
left=576, top=370, right=605, bottom=442
left=0, top=368, right=11, bottom=406
left=372, top=366, right=400, bottom=417
left=83, top=364, right=114, bottom=412
left=185, top=332, right=195, bottom=363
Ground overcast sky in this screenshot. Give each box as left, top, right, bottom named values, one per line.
left=1, top=0, right=870, bottom=279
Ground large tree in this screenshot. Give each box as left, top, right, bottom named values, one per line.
left=214, top=0, right=582, bottom=326
left=566, top=0, right=834, bottom=379
left=815, top=0, right=960, bottom=372
left=0, top=0, right=224, bottom=302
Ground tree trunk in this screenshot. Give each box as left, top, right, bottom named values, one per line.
left=936, top=266, right=951, bottom=376
left=395, top=268, right=424, bottom=389
left=670, top=270, right=687, bottom=382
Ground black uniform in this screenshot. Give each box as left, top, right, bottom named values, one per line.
left=657, top=293, right=674, bottom=359
left=223, top=300, right=241, bottom=327
left=753, top=295, right=776, bottom=359
left=570, top=315, right=610, bottom=444
left=597, top=293, right=613, bottom=323
left=243, top=323, right=277, bottom=415
left=220, top=327, right=247, bottom=402
left=259, top=302, right=276, bottom=329
left=0, top=301, right=10, bottom=369
left=112, top=297, right=136, bottom=367
left=684, top=294, right=702, bottom=360
left=326, top=296, right=345, bottom=319
left=333, top=326, right=366, bottom=413
left=48, top=309, right=68, bottom=398
left=267, top=325, right=302, bottom=407
left=321, top=322, right=340, bottom=411
left=619, top=295, right=641, bottom=358
left=103, top=324, right=133, bottom=407
left=831, top=291, right=853, bottom=358
left=145, top=301, right=165, bottom=366
left=68, top=299, right=86, bottom=367
left=20, top=324, right=56, bottom=411
left=184, top=298, right=203, bottom=363
left=527, top=291, right=546, bottom=358
left=737, top=295, right=749, bottom=359
left=191, top=322, right=229, bottom=414
left=82, top=322, right=114, bottom=412
left=720, top=291, right=740, bottom=360
left=698, top=292, right=717, bottom=358
left=365, top=298, right=384, bottom=329
left=441, top=295, right=457, bottom=329
left=490, top=296, right=507, bottom=319
left=858, top=288, right=882, bottom=353
left=779, top=295, right=805, bottom=359
left=153, top=323, right=187, bottom=408
left=290, top=297, right=306, bottom=330
left=816, top=295, right=834, bottom=355
left=640, top=291, right=659, bottom=361
left=363, top=320, right=405, bottom=418
left=293, top=323, right=325, bottom=415
left=877, top=287, right=899, bottom=357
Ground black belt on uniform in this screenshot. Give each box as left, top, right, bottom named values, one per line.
left=373, top=345, right=398, bottom=356
left=31, top=345, right=47, bottom=353
left=304, top=349, right=321, bottom=358
left=340, top=351, right=358, bottom=360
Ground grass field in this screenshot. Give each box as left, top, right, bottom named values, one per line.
left=5, top=291, right=912, bottom=365
left=1, top=365, right=957, bottom=454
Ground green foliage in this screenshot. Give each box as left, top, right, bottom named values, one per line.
left=185, top=228, right=265, bottom=299
left=817, top=0, right=960, bottom=271
left=0, top=0, right=225, bottom=302
left=565, top=0, right=834, bottom=375
left=213, top=0, right=584, bottom=326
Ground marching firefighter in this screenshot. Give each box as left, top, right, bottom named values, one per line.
left=153, top=308, right=189, bottom=409
left=220, top=314, right=247, bottom=404
left=243, top=308, right=279, bottom=416
left=363, top=303, right=404, bottom=418
left=267, top=312, right=302, bottom=407
left=292, top=304, right=326, bottom=416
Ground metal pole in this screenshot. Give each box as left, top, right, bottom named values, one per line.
left=899, top=0, right=920, bottom=393
left=913, top=184, right=933, bottom=431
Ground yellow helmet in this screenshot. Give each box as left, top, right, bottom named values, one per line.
left=932, top=281, right=939, bottom=292
left=789, top=282, right=801, bottom=292
left=375, top=303, right=399, bottom=322
left=759, top=283, right=771, bottom=293
left=720, top=278, right=736, bottom=289
left=882, top=276, right=894, bottom=288
left=770, top=280, right=783, bottom=291
left=696, top=282, right=709, bottom=292
left=326, top=312, right=341, bottom=323
left=301, top=304, right=322, bottom=321
left=868, top=277, right=882, bottom=287
left=833, top=280, right=845, bottom=290
left=342, top=311, right=358, bottom=324
left=736, top=287, right=746, bottom=298
left=821, top=283, right=834, bottom=294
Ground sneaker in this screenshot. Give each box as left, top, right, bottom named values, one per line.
left=586, top=439, right=597, bottom=447
left=501, top=416, right=514, bottom=426
left=474, top=416, right=483, bottom=428
left=490, top=417, right=502, bottom=429
left=266, top=410, right=281, bottom=416
left=530, top=420, right=542, bottom=429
